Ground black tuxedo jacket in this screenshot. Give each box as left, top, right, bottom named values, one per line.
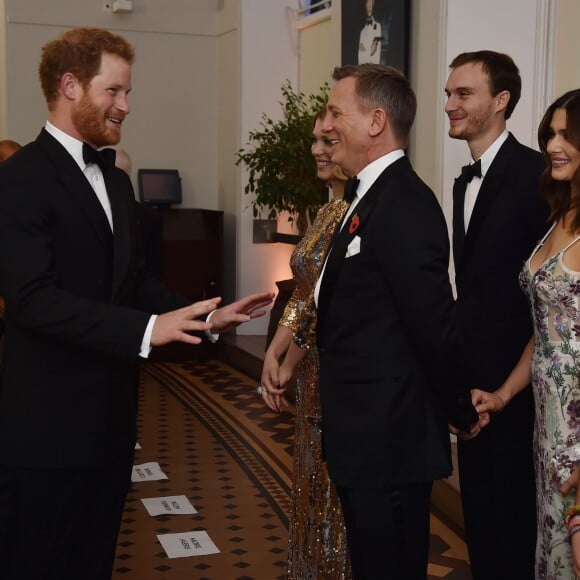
left=0, top=129, right=187, bottom=469
left=453, top=133, right=548, bottom=416
left=316, top=156, right=477, bottom=489
left=452, top=133, right=548, bottom=577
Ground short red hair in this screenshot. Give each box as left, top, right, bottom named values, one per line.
left=39, top=27, right=134, bottom=107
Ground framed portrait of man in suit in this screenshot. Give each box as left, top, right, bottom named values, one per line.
left=341, top=0, right=410, bottom=73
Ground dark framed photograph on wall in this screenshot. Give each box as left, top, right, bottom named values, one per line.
left=341, top=0, right=410, bottom=74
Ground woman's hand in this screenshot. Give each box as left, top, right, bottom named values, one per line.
left=278, top=361, right=294, bottom=390
left=447, top=389, right=502, bottom=440
left=260, top=351, right=288, bottom=413
left=560, top=468, right=580, bottom=497
left=472, top=389, right=506, bottom=415
left=261, top=350, right=280, bottom=393
left=260, top=383, right=288, bottom=414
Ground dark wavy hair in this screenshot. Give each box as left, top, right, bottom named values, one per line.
left=39, top=27, right=134, bottom=109
left=537, top=89, right=580, bottom=232
left=450, top=51, right=521, bottom=119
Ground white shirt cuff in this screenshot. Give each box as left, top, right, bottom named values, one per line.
left=206, top=309, right=219, bottom=343
left=139, top=315, right=157, bottom=358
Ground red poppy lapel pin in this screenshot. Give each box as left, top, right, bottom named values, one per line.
left=349, top=212, right=360, bottom=235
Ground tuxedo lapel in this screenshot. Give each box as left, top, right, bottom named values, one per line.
left=106, top=171, right=132, bottom=297
left=461, top=134, right=516, bottom=263
left=37, top=129, right=113, bottom=249
left=317, top=179, right=381, bottom=324
left=452, top=177, right=467, bottom=267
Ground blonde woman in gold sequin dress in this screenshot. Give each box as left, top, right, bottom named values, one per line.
left=259, top=111, right=352, bottom=579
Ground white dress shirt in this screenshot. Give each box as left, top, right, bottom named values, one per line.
left=463, top=130, right=509, bottom=231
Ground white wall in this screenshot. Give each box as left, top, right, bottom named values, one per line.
left=217, top=1, right=241, bottom=304
left=298, top=8, right=334, bottom=95
left=0, top=0, right=6, bottom=139
left=236, top=0, right=300, bottom=334
left=408, top=0, right=445, bottom=194
left=554, top=0, right=580, bottom=96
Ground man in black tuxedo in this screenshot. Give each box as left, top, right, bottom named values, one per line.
left=316, top=63, right=479, bottom=579
left=0, top=27, right=273, bottom=580
left=445, top=51, right=548, bottom=579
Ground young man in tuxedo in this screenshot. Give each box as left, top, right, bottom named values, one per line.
left=0, top=27, right=273, bottom=580
left=445, top=51, right=548, bottom=579
left=315, top=63, right=480, bottom=579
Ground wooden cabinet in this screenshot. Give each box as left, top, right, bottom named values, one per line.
left=142, top=207, right=224, bottom=361
left=159, top=208, right=223, bottom=301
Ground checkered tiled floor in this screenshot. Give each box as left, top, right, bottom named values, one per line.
left=113, top=360, right=472, bottom=579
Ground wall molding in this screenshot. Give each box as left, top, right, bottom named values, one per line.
left=533, top=0, right=556, bottom=126
left=434, top=0, right=449, bottom=204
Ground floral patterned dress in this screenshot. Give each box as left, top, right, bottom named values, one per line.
left=278, top=198, right=352, bottom=579
left=520, top=226, right=580, bottom=579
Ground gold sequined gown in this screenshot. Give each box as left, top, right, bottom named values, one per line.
left=279, top=198, right=352, bottom=580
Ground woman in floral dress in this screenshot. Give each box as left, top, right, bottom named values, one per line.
left=259, top=111, right=352, bottom=579
left=474, top=89, right=580, bottom=578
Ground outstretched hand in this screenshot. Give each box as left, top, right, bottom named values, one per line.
left=210, top=292, right=275, bottom=333
left=151, top=297, right=222, bottom=346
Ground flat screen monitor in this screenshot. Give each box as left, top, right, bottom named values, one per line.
left=138, top=169, right=182, bottom=206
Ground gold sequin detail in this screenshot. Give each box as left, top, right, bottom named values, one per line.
left=280, top=200, right=352, bottom=579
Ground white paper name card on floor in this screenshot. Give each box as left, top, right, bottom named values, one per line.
left=157, top=531, right=220, bottom=559
left=131, top=462, right=168, bottom=482
left=141, top=495, right=197, bottom=516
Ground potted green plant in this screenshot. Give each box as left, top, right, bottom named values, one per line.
left=236, top=81, right=329, bottom=237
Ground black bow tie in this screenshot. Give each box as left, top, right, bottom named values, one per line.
left=83, top=143, right=116, bottom=172
left=366, top=17, right=373, bottom=25
left=343, top=177, right=360, bottom=203
left=459, top=159, right=482, bottom=183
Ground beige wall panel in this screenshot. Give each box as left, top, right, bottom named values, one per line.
left=554, top=0, right=580, bottom=96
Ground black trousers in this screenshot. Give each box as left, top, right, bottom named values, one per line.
left=336, top=481, right=432, bottom=580
left=458, top=419, right=536, bottom=580
left=0, top=458, right=133, bottom=580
